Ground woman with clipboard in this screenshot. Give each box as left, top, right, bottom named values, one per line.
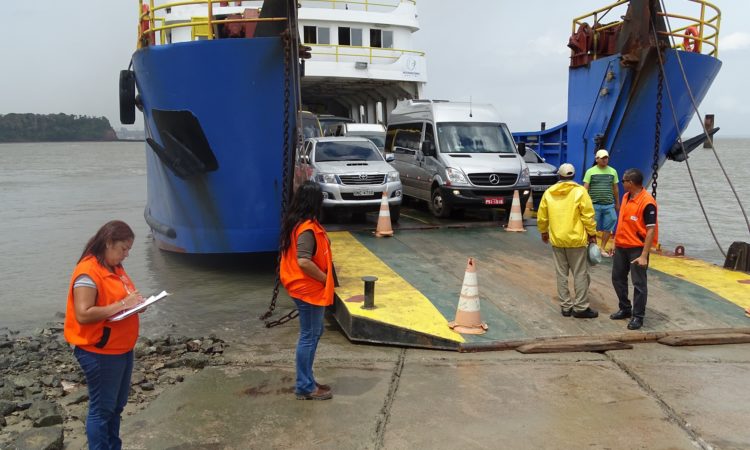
left=64, top=220, right=144, bottom=449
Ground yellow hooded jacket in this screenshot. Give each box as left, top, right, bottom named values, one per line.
left=537, top=180, right=597, bottom=248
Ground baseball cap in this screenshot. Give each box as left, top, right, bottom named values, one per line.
left=557, top=163, right=575, bottom=177
left=595, top=149, right=610, bottom=159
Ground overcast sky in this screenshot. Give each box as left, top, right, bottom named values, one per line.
left=1, top=1, right=748, bottom=137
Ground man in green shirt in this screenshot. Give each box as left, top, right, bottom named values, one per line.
left=583, top=149, right=620, bottom=256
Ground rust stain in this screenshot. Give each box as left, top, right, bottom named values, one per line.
left=738, top=279, right=750, bottom=285
left=345, top=294, right=365, bottom=303
left=241, top=382, right=271, bottom=397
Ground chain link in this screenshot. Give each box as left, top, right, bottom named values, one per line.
left=651, top=63, right=663, bottom=199
left=259, top=25, right=296, bottom=327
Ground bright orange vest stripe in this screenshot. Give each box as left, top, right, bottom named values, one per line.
left=615, top=189, right=659, bottom=248
left=64, top=256, right=139, bottom=354
left=280, top=220, right=334, bottom=306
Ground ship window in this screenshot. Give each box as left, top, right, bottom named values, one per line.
left=370, top=29, right=382, bottom=48
left=383, top=30, right=393, bottom=48
left=351, top=29, right=362, bottom=46
left=339, top=27, right=351, bottom=46
left=303, top=26, right=317, bottom=44
left=304, top=26, right=331, bottom=45
left=318, top=27, right=330, bottom=45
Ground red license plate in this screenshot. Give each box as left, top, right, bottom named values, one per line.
left=484, top=197, right=504, bottom=205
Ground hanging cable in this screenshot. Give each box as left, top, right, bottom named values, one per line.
left=659, top=0, right=750, bottom=236
left=648, top=7, right=725, bottom=257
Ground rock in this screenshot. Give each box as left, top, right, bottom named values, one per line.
left=130, top=372, right=146, bottom=385
left=0, top=415, right=6, bottom=427
left=26, top=400, right=63, bottom=427
left=13, top=425, right=64, bottom=450
left=176, top=375, right=185, bottom=383
left=164, top=353, right=209, bottom=369
left=0, top=385, right=15, bottom=400
left=0, top=339, right=12, bottom=349
left=41, top=375, right=60, bottom=388
left=11, top=376, right=34, bottom=389
left=60, top=380, right=78, bottom=394
left=140, top=382, right=155, bottom=391
left=60, top=388, right=88, bottom=406
left=0, top=399, right=15, bottom=416
left=15, top=399, right=32, bottom=411
left=186, top=339, right=202, bottom=352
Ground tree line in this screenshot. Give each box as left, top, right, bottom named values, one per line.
left=0, top=113, right=117, bottom=142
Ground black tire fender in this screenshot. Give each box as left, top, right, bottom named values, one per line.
left=119, top=70, right=136, bottom=125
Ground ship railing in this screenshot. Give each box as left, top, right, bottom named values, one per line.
left=300, top=0, right=416, bottom=13
left=571, top=0, right=721, bottom=61
left=304, top=43, right=424, bottom=64
left=137, top=0, right=287, bottom=48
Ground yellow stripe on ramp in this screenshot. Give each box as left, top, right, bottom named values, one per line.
left=650, top=253, right=750, bottom=310
left=329, top=232, right=464, bottom=343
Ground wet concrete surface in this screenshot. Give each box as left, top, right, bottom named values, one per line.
left=120, top=312, right=750, bottom=449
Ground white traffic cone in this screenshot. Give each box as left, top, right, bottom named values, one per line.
left=523, top=192, right=535, bottom=219
left=374, top=191, right=394, bottom=237
left=448, top=258, right=488, bottom=335
left=505, top=190, right=526, bottom=232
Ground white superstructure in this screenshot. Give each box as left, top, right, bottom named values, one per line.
left=144, top=0, right=426, bottom=124
left=298, top=0, right=426, bottom=124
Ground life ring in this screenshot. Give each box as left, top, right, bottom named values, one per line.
left=683, top=26, right=700, bottom=53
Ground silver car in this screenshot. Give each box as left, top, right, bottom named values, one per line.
left=295, top=137, right=402, bottom=222
left=522, top=146, right=558, bottom=209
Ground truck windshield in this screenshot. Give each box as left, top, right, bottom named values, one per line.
left=315, top=141, right=383, bottom=162
left=436, top=123, right=516, bottom=154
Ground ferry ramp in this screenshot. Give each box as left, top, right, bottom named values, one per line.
left=327, top=207, right=750, bottom=351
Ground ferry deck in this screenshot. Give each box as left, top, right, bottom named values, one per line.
left=326, top=205, right=750, bottom=352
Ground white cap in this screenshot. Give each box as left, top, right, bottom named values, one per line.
left=595, top=149, right=610, bottom=159
left=557, top=163, right=575, bottom=177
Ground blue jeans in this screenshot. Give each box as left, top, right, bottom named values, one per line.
left=74, top=347, right=134, bottom=450
left=293, top=298, right=325, bottom=395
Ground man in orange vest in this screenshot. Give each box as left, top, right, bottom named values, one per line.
left=610, top=168, right=658, bottom=330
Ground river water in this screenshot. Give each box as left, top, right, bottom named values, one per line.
left=1, top=140, right=748, bottom=332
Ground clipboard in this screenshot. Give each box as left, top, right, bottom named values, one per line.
left=107, top=291, right=170, bottom=322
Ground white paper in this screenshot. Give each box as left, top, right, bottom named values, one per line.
left=107, top=290, right=170, bottom=322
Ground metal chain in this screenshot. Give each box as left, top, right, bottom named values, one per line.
left=651, top=64, right=664, bottom=199
left=259, top=26, right=296, bottom=328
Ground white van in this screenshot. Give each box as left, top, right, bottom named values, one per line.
left=333, top=123, right=387, bottom=154
left=385, top=100, right=531, bottom=219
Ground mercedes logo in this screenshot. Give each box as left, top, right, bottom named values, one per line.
left=489, top=174, right=500, bottom=185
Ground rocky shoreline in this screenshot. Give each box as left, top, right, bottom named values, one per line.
left=0, top=316, right=228, bottom=450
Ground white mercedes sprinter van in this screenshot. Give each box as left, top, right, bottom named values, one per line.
left=385, top=100, right=531, bottom=219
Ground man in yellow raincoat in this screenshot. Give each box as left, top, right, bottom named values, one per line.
left=537, top=163, right=598, bottom=318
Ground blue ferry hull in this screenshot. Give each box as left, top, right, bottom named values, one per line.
left=133, top=38, right=294, bottom=253
left=515, top=49, right=721, bottom=186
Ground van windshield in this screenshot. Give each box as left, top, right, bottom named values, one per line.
left=346, top=131, right=386, bottom=150
left=436, top=123, right=516, bottom=154
left=301, top=116, right=322, bottom=139
left=315, top=141, right=383, bottom=162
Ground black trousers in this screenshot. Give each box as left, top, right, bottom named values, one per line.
left=611, top=246, right=649, bottom=319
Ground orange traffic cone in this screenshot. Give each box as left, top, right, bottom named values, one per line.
left=523, top=192, right=535, bottom=219
left=374, top=191, right=394, bottom=237
left=505, top=190, right=526, bottom=232
left=448, top=258, right=488, bottom=335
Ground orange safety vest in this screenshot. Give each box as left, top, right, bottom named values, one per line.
left=615, top=188, right=659, bottom=249
left=64, top=255, right=139, bottom=354
left=280, top=220, right=334, bottom=306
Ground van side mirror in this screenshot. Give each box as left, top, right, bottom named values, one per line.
left=422, top=140, right=436, bottom=156
left=517, top=142, right=526, bottom=156
left=385, top=153, right=395, bottom=162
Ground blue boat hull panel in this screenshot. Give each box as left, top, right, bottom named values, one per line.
left=134, top=38, right=293, bottom=253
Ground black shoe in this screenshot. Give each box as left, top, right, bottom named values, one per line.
left=561, top=308, right=572, bottom=317
left=572, top=307, right=599, bottom=319
left=609, top=309, right=632, bottom=320
left=627, top=317, right=643, bottom=330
